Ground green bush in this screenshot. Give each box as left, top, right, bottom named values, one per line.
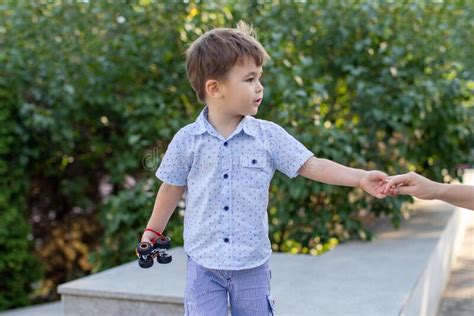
left=0, top=0, right=472, bottom=308
left=0, top=99, right=43, bottom=309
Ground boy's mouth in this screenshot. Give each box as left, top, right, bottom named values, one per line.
left=254, top=98, right=262, bottom=105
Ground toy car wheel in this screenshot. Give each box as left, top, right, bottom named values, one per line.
left=157, top=253, right=172, bottom=264
left=138, top=256, right=154, bottom=268
left=137, top=242, right=153, bottom=256
left=156, top=236, right=171, bottom=249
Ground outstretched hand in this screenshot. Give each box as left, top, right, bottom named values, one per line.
left=359, top=170, right=389, bottom=199
left=382, top=172, right=438, bottom=199
left=381, top=171, right=474, bottom=210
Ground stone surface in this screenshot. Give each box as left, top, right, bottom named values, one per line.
left=0, top=302, right=62, bottom=316
left=438, top=215, right=474, bottom=316
left=57, top=200, right=466, bottom=315
left=6, top=170, right=472, bottom=316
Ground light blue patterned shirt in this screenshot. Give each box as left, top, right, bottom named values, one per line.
left=156, top=106, right=314, bottom=270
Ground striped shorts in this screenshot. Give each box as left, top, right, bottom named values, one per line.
left=184, top=255, right=276, bottom=315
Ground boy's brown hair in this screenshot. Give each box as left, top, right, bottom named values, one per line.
left=185, top=21, right=271, bottom=104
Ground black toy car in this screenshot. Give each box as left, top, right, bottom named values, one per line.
left=136, top=236, right=172, bottom=268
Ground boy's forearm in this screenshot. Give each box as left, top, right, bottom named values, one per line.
left=299, top=157, right=367, bottom=187
left=145, top=183, right=186, bottom=233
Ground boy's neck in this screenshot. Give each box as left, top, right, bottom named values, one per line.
left=206, top=104, right=245, bottom=139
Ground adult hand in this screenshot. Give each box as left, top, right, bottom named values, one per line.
left=384, top=171, right=474, bottom=210
left=383, top=172, right=439, bottom=199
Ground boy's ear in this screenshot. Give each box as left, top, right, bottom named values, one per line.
left=205, top=79, right=224, bottom=99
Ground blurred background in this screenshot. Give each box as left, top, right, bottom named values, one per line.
left=0, top=0, right=473, bottom=311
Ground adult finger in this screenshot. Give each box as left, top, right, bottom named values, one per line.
left=395, top=185, right=415, bottom=196
left=386, top=173, right=412, bottom=189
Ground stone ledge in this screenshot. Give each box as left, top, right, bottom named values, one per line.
left=55, top=171, right=473, bottom=315
left=0, top=302, right=62, bottom=316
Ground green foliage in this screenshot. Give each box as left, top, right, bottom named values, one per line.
left=90, top=180, right=185, bottom=271
left=0, top=207, right=43, bottom=310
left=0, top=0, right=473, bottom=308
left=0, top=100, right=43, bottom=309
left=244, top=0, right=474, bottom=249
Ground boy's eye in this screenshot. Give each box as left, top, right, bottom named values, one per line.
left=246, top=76, right=263, bottom=82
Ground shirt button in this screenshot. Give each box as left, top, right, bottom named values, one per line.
left=223, top=173, right=228, bottom=179
left=224, top=206, right=229, bottom=211
left=224, top=142, right=228, bottom=146
left=252, top=159, right=257, bottom=164
left=224, top=238, right=229, bottom=243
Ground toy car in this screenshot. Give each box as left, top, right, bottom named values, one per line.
left=136, top=236, right=172, bottom=268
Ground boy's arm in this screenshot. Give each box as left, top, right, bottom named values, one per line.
left=298, top=156, right=387, bottom=198
left=141, top=182, right=185, bottom=242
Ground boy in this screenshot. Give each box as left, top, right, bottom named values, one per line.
left=141, top=21, right=388, bottom=315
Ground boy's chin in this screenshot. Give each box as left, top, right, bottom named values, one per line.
left=234, top=105, right=258, bottom=116
left=246, top=109, right=258, bottom=116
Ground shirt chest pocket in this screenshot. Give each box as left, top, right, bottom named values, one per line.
left=239, top=152, right=270, bottom=189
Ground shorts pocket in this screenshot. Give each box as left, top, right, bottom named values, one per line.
left=266, top=294, right=276, bottom=315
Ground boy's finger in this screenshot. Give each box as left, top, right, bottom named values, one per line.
left=384, top=177, right=406, bottom=193
left=382, top=182, right=394, bottom=194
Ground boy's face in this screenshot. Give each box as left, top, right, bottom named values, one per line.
left=217, top=57, right=264, bottom=116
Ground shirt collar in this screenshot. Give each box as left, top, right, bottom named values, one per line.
left=190, top=106, right=257, bottom=138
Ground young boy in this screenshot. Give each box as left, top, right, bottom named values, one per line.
left=141, top=21, right=388, bottom=315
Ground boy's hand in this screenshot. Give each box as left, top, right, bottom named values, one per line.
left=141, top=231, right=159, bottom=244
left=359, top=170, right=389, bottom=199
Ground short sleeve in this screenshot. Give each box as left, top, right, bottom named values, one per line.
left=267, top=122, right=314, bottom=178
left=155, top=129, right=192, bottom=186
